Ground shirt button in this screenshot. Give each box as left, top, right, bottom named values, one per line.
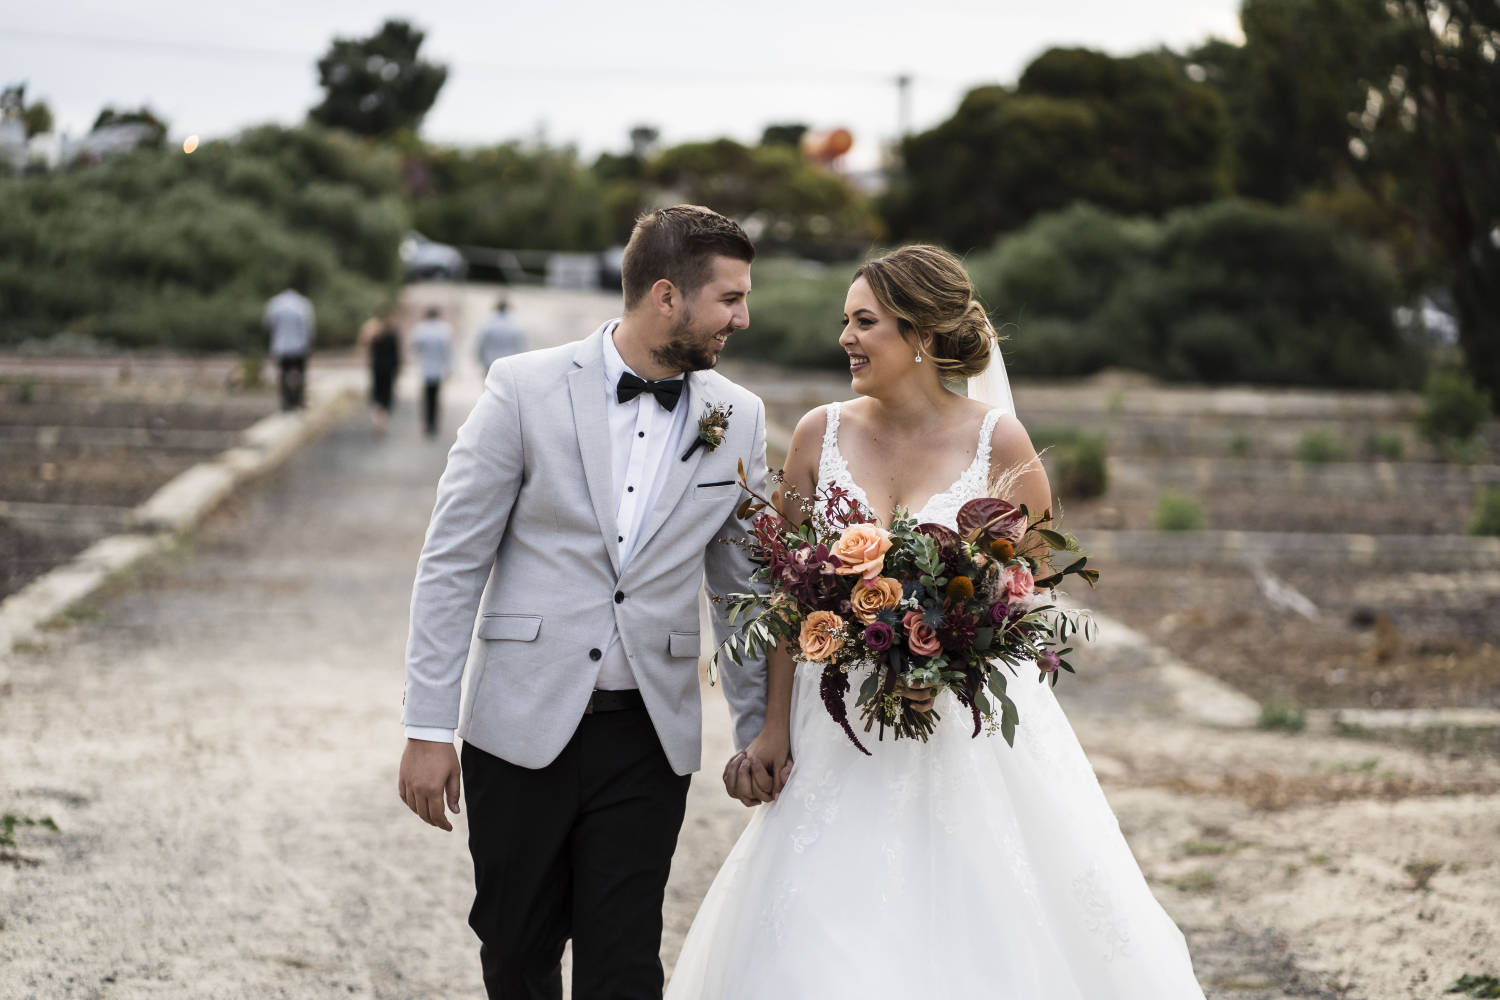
left=638, top=431, right=645, bottom=438
left=627, top=485, right=634, bottom=492
left=614, top=591, right=624, bottom=604
left=589, top=648, right=602, bottom=661
left=617, top=535, right=623, bottom=542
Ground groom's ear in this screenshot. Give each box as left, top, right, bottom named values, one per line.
left=649, top=278, right=679, bottom=318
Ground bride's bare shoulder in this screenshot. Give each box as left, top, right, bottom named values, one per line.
left=987, top=411, right=1039, bottom=465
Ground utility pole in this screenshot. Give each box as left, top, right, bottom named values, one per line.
left=895, top=73, right=912, bottom=140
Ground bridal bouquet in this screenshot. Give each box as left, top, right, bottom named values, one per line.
left=715, top=462, right=1098, bottom=754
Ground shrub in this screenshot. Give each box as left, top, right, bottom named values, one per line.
left=1047, top=433, right=1109, bottom=499
left=1470, top=488, right=1500, bottom=537
left=1258, top=698, right=1307, bottom=732
left=1419, top=370, right=1491, bottom=446
left=967, top=200, right=1420, bottom=390
left=733, top=259, right=856, bottom=371
left=1227, top=432, right=1255, bottom=457
left=1294, top=429, right=1348, bottom=463
left=1362, top=430, right=1405, bottom=460
left=1153, top=490, right=1205, bottom=531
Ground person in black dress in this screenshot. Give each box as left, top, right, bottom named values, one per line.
left=362, top=305, right=402, bottom=434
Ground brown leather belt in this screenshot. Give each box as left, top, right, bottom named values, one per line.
left=584, top=688, right=645, bottom=714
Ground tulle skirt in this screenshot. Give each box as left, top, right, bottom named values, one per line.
left=666, top=660, right=1205, bottom=998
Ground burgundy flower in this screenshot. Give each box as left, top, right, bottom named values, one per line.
left=939, top=606, right=977, bottom=653
left=1038, top=650, right=1061, bottom=674
left=988, top=600, right=1011, bottom=626
left=864, top=621, right=895, bottom=652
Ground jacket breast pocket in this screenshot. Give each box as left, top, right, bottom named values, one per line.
left=477, top=614, right=543, bottom=641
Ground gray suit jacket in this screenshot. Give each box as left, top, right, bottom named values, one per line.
left=402, top=324, right=769, bottom=775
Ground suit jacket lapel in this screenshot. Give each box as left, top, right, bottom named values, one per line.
left=633, top=371, right=709, bottom=558
left=567, top=330, right=622, bottom=576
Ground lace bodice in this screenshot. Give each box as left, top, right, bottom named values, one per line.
left=816, top=401, right=1005, bottom=529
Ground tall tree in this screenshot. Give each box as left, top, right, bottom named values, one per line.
left=92, top=106, right=168, bottom=147
left=881, top=48, right=1229, bottom=251
left=309, top=20, right=447, bottom=138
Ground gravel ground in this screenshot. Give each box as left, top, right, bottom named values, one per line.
left=3, top=287, right=1498, bottom=999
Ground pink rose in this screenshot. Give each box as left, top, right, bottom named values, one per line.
left=1002, top=564, right=1035, bottom=601
left=831, top=523, right=893, bottom=581
left=902, top=609, right=943, bottom=657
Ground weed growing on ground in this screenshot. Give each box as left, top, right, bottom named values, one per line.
left=1258, top=699, right=1306, bottom=732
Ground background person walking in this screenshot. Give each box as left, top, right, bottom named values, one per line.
left=473, top=298, right=528, bottom=378
left=263, top=272, right=315, bottom=411
left=410, top=306, right=453, bottom=438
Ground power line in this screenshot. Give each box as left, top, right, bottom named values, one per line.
left=1, top=26, right=943, bottom=87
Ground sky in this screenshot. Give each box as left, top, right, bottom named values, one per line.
left=3, top=1, right=1245, bottom=170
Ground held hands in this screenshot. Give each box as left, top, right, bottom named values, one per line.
left=398, top=738, right=462, bottom=831
left=722, top=727, right=793, bottom=808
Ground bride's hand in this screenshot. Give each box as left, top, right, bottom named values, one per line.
left=723, top=728, right=793, bottom=807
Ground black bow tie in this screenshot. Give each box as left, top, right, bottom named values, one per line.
left=616, top=372, right=684, bottom=412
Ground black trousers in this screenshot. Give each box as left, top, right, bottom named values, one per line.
left=277, top=354, right=307, bottom=410
left=423, top=379, right=441, bottom=436
left=462, top=708, right=690, bottom=1000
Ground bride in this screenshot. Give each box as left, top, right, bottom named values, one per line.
left=666, top=245, right=1205, bottom=997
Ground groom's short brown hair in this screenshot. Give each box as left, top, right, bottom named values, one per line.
left=621, top=205, right=755, bottom=310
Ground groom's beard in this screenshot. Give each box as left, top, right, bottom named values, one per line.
left=652, top=307, right=729, bottom=373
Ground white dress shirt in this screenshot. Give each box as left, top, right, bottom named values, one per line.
left=406, top=320, right=691, bottom=742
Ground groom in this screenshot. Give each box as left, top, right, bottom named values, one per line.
left=398, top=204, right=771, bottom=999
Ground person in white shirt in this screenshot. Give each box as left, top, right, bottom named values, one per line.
left=474, top=298, right=528, bottom=378
left=409, top=306, right=454, bottom=438
left=262, top=274, right=315, bottom=410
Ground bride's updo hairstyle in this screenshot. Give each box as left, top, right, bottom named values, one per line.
left=853, top=245, right=997, bottom=379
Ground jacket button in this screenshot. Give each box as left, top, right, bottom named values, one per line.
left=614, top=591, right=624, bottom=604
left=589, top=648, right=602, bottom=660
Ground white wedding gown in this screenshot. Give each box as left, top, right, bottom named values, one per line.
left=667, top=403, right=1205, bottom=998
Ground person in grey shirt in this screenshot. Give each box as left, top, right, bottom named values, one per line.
left=410, top=306, right=454, bottom=438
left=262, top=273, right=315, bottom=410
left=474, top=298, right=528, bottom=378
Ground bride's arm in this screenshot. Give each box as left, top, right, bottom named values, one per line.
left=728, top=408, right=827, bottom=804
left=989, top=414, right=1054, bottom=570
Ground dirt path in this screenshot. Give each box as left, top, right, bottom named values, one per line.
left=3, top=290, right=1497, bottom=999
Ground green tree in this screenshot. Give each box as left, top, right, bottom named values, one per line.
left=882, top=48, right=1229, bottom=250
left=760, top=123, right=808, bottom=148
left=91, top=106, right=168, bottom=147
left=309, top=19, right=447, bottom=138
left=648, top=138, right=877, bottom=255
left=21, top=101, right=52, bottom=138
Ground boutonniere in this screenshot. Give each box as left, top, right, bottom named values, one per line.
left=681, top=402, right=733, bottom=461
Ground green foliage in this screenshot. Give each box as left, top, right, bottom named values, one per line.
left=309, top=19, right=447, bottom=137
left=1419, top=370, right=1491, bottom=445
left=734, top=259, right=855, bottom=370
left=1447, top=973, right=1500, bottom=997
left=1153, top=491, right=1205, bottom=531
left=1294, top=429, right=1348, bottom=463
left=1257, top=698, right=1307, bottom=732
left=0, top=125, right=404, bottom=350
left=91, top=106, right=168, bottom=147
left=0, top=813, right=58, bottom=849
left=1227, top=432, right=1255, bottom=457
left=411, top=143, right=620, bottom=249
left=882, top=48, right=1229, bottom=249
left=1469, top=488, right=1500, bottom=538
left=1046, top=433, right=1109, bottom=500
left=649, top=138, right=877, bottom=255
left=1362, top=430, right=1405, bottom=460
left=969, top=200, right=1417, bottom=388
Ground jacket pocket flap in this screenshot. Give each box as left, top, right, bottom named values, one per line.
left=668, top=631, right=700, bottom=658
left=477, top=614, right=543, bottom=641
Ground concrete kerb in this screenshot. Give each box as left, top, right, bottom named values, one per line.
left=0, top=375, right=360, bottom=679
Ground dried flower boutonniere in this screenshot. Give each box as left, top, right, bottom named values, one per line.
left=681, top=402, right=733, bottom=461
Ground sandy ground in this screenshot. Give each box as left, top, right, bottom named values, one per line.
left=3, top=285, right=1498, bottom=999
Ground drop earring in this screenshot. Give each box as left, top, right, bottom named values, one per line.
left=914, top=351, right=922, bottom=363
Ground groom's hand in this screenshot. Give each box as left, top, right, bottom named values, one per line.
left=399, top=739, right=462, bottom=832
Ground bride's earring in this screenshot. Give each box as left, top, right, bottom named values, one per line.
left=914, top=351, right=922, bottom=363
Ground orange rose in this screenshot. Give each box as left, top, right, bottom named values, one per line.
left=831, top=523, right=893, bottom=581
left=902, top=609, right=943, bottom=657
left=850, top=576, right=903, bottom=623
left=799, top=610, right=847, bottom=662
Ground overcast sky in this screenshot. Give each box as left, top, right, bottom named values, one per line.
left=4, top=1, right=1244, bottom=169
